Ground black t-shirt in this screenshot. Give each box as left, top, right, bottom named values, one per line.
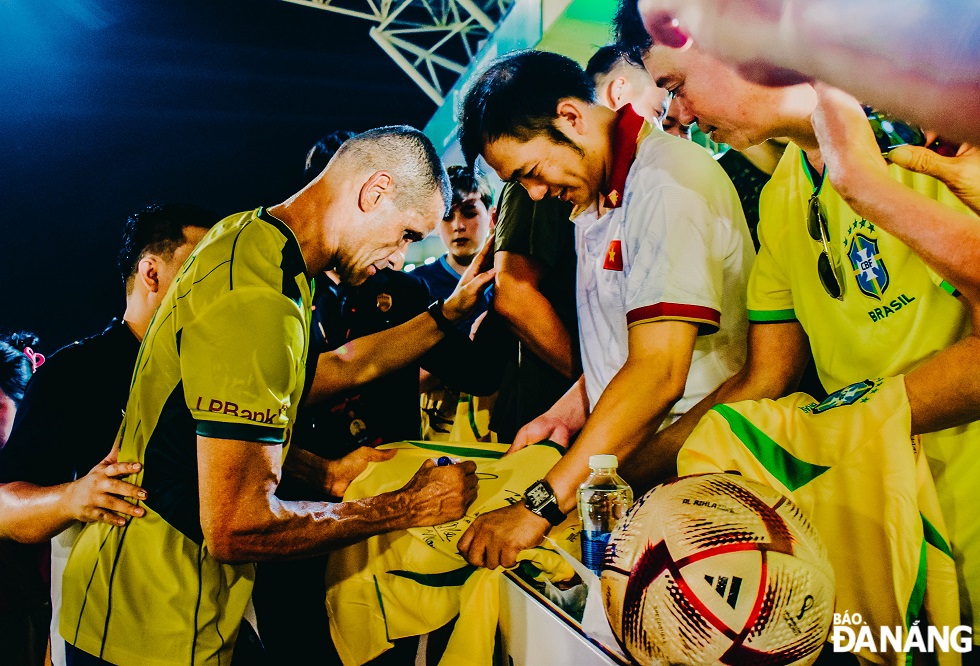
left=291, top=269, right=433, bottom=484
left=0, top=317, right=139, bottom=487
left=290, top=268, right=508, bottom=500
left=259, top=270, right=432, bottom=662
left=0, top=317, right=139, bottom=612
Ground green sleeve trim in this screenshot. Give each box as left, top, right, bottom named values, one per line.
left=195, top=420, right=286, bottom=444
left=747, top=308, right=797, bottom=323
left=712, top=404, right=830, bottom=491
left=388, top=565, right=476, bottom=587
left=939, top=280, right=960, bottom=297
left=905, top=538, right=929, bottom=650
left=921, top=514, right=954, bottom=558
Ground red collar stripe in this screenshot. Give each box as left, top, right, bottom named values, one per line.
left=601, top=105, right=646, bottom=210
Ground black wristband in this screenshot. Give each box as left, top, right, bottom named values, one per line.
left=427, top=299, right=455, bottom=334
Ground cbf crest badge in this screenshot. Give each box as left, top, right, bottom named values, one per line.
left=847, top=232, right=889, bottom=300
left=811, top=379, right=878, bottom=414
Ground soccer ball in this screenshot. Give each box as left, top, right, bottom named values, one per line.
left=602, top=474, right=835, bottom=666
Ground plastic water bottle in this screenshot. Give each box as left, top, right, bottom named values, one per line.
left=577, top=454, right=633, bottom=576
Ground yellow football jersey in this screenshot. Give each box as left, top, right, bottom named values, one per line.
left=679, top=377, right=960, bottom=665
left=748, top=145, right=973, bottom=391
left=61, top=208, right=311, bottom=665
left=326, top=440, right=578, bottom=666
left=748, top=146, right=980, bottom=638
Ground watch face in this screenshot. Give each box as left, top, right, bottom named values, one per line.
left=525, top=481, right=552, bottom=510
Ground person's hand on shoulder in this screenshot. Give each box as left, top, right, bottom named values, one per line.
left=810, top=83, right=889, bottom=199
left=813, top=81, right=980, bottom=218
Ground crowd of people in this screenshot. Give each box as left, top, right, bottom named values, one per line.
left=1, top=0, right=979, bottom=664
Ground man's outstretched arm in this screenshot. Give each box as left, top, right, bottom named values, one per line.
left=623, top=320, right=811, bottom=492
left=0, top=452, right=145, bottom=544
left=198, top=436, right=478, bottom=563
left=458, top=320, right=698, bottom=570
left=812, top=84, right=980, bottom=304
left=306, top=237, right=496, bottom=403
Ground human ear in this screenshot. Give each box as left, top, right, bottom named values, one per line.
left=555, top=98, right=588, bottom=137
left=138, top=256, right=160, bottom=293
left=598, top=79, right=617, bottom=110
left=610, top=76, right=630, bottom=109
left=358, top=171, right=394, bottom=212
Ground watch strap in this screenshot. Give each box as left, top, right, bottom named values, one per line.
left=537, top=499, right=566, bottom=527
left=524, top=479, right=566, bottom=527
left=427, top=299, right=455, bottom=334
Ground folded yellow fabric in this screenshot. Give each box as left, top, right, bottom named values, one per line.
left=326, top=440, right=579, bottom=666
left=678, top=377, right=959, bottom=666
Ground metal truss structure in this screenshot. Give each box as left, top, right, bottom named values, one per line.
left=282, top=0, right=515, bottom=105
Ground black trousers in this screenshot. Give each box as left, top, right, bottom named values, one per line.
left=0, top=603, right=51, bottom=666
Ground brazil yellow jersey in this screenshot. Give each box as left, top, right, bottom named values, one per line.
left=326, top=440, right=579, bottom=666
left=679, top=377, right=960, bottom=666
left=61, top=208, right=312, bottom=666
left=749, top=146, right=980, bottom=638
left=748, top=144, right=973, bottom=391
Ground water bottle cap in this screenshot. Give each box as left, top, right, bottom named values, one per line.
left=589, top=454, right=618, bottom=469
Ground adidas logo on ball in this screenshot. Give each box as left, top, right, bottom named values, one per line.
left=703, top=575, right=743, bottom=609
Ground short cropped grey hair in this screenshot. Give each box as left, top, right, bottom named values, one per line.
left=335, top=126, right=452, bottom=218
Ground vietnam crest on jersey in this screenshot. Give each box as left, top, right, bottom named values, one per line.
left=847, top=233, right=889, bottom=300
left=603, top=240, right=624, bottom=271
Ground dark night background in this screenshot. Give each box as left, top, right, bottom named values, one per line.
left=0, top=0, right=435, bottom=351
